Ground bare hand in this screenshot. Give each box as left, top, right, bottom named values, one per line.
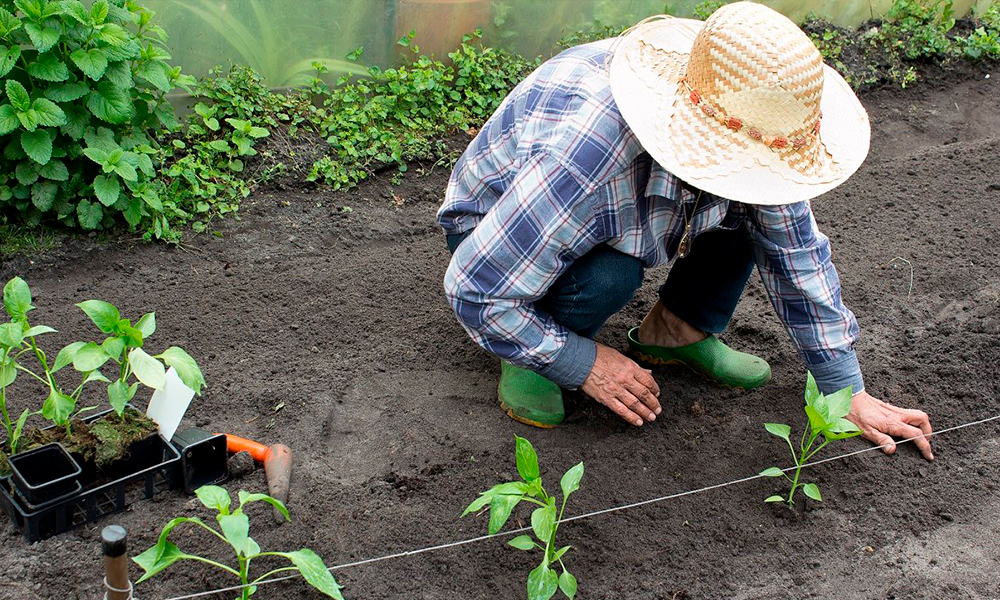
left=581, top=343, right=661, bottom=426
left=847, top=391, right=934, bottom=461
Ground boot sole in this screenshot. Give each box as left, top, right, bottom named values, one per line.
left=498, top=398, right=559, bottom=429
left=629, top=350, right=767, bottom=392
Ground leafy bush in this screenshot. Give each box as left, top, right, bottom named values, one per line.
left=0, top=0, right=192, bottom=233
left=879, top=0, right=956, bottom=59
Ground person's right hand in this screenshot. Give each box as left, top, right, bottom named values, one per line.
left=581, top=343, right=661, bottom=426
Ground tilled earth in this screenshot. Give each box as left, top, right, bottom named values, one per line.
left=1, top=61, right=999, bottom=600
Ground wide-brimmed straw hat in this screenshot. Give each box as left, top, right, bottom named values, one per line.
left=608, top=2, right=870, bottom=205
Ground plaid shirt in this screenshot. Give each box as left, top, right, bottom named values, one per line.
left=438, top=40, right=863, bottom=395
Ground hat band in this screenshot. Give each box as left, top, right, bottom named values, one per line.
left=678, top=77, right=821, bottom=151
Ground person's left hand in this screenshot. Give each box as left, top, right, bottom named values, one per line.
left=846, top=391, right=934, bottom=461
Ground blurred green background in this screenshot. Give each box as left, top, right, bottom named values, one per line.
left=148, top=0, right=991, bottom=87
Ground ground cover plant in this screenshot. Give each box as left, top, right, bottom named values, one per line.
left=760, top=374, right=861, bottom=508
left=463, top=436, right=584, bottom=600
left=134, top=485, right=344, bottom=600
left=0, top=0, right=193, bottom=234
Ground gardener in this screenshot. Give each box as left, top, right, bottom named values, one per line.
left=438, top=3, right=934, bottom=460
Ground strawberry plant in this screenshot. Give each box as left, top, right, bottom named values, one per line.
left=463, top=436, right=584, bottom=600
left=134, top=485, right=344, bottom=600
left=0, top=0, right=193, bottom=235
left=760, top=373, right=861, bottom=508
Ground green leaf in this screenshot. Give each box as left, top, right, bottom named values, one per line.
left=0, top=104, right=18, bottom=135
left=101, top=335, right=125, bottom=359
left=70, top=47, right=108, bottom=80
left=275, top=549, right=344, bottom=600
left=759, top=467, right=784, bottom=477
left=27, top=51, right=69, bottom=81
left=39, top=158, right=68, bottom=180
left=825, top=385, right=854, bottom=420
left=156, top=346, right=205, bottom=395
left=52, top=341, right=86, bottom=372
left=24, top=22, right=60, bottom=53
left=804, top=371, right=822, bottom=408
left=102, top=60, right=132, bottom=88
left=527, top=563, right=559, bottom=600
left=23, top=324, right=55, bottom=337
left=764, top=422, right=791, bottom=442
left=90, top=0, right=109, bottom=24
left=237, top=491, right=290, bottom=521
left=560, top=461, right=584, bottom=498
left=487, top=492, right=521, bottom=535
left=804, top=405, right=829, bottom=435
left=129, top=347, right=165, bottom=389
left=113, top=159, right=136, bottom=182
left=93, top=174, right=119, bottom=206
left=558, top=569, right=578, bottom=599
left=0, top=8, right=22, bottom=38
left=218, top=513, right=251, bottom=556
left=195, top=485, right=231, bottom=513
left=461, top=492, right=492, bottom=517
left=97, top=22, right=128, bottom=47
left=3, top=276, right=34, bottom=320
left=61, top=105, right=88, bottom=139
left=87, top=81, right=133, bottom=123
left=207, top=139, right=230, bottom=152
left=531, top=503, right=556, bottom=543
left=32, top=98, right=67, bottom=127
left=136, top=312, right=155, bottom=338
left=764, top=495, right=785, bottom=503
left=0, top=322, right=24, bottom=347
left=552, top=545, right=571, bottom=562
left=73, top=342, right=110, bottom=371
left=0, top=362, right=16, bottom=387
left=14, top=160, right=37, bottom=185
left=31, top=181, right=57, bottom=211
left=21, top=129, right=52, bottom=165
left=508, top=535, right=536, bottom=551
left=61, top=0, right=89, bottom=23
left=802, top=483, right=822, bottom=502
left=76, top=199, right=103, bottom=229
left=137, top=60, right=170, bottom=92
left=515, top=435, right=539, bottom=481
left=0, top=45, right=22, bottom=78
left=42, top=388, right=75, bottom=424
left=45, top=82, right=90, bottom=102
left=133, top=540, right=192, bottom=583
left=107, top=379, right=129, bottom=414
left=76, top=299, right=120, bottom=332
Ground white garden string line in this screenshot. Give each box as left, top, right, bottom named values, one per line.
left=158, top=413, right=1000, bottom=600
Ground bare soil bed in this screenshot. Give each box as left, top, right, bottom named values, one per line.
left=2, top=62, right=999, bottom=600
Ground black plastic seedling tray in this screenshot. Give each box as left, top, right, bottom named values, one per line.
left=8, top=442, right=82, bottom=506
left=0, top=407, right=183, bottom=543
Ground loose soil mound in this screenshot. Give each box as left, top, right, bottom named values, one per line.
left=1, top=61, right=999, bottom=600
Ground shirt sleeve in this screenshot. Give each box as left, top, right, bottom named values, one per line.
left=443, top=152, right=605, bottom=389
left=745, top=201, right=865, bottom=395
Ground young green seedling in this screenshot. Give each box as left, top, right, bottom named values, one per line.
left=462, top=435, right=584, bottom=600
left=134, top=485, right=344, bottom=600
left=760, top=372, right=862, bottom=508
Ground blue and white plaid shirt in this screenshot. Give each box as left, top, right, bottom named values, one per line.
left=438, top=40, right=864, bottom=395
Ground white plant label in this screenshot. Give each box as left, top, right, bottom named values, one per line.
left=146, top=367, right=195, bottom=441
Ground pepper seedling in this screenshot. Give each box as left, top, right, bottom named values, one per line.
left=134, top=485, right=344, bottom=600
left=760, top=372, right=861, bottom=508
left=462, top=435, right=584, bottom=600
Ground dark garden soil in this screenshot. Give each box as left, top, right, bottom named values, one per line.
left=2, top=61, right=1000, bottom=600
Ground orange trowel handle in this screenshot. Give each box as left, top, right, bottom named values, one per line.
left=219, top=433, right=270, bottom=462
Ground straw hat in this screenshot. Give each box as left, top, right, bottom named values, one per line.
left=608, top=2, right=870, bottom=205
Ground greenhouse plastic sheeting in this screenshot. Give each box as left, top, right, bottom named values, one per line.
left=148, top=0, right=988, bottom=87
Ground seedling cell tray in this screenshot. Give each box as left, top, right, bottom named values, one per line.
left=8, top=442, right=83, bottom=506
left=0, top=406, right=183, bottom=543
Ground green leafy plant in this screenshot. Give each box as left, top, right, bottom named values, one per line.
left=0, top=0, right=193, bottom=234
left=62, top=298, right=205, bottom=418
left=879, top=0, right=956, bottom=59
left=0, top=276, right=105, bottom=441
left=134, top=485, right=344, bottom=600
left=462, top=436, right=584, bottom=600
left=760, top=373, right=861, bottom=508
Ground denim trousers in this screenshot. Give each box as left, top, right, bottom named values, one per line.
left=446, top=226, right=755, bottom=339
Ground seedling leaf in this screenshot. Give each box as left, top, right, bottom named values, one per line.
left=804, top=405, right=828, bottom=435
left=275, top=549, right=344, bottom=599
left=803, top=483, right=822, bottom=502
left=76, top=299, right=120, bottom=332
left=108, top=379, right=129, bottom=416
left=195, top=485, right=231, bottom=513
left=508, top=535, right=535, bottom=551
left=42, top=388, right=74, bottom=424
left=136, top=312, right=156, bottom=338
left=24, top=325, right=56, bottom=337
left=527, top=563, right=559, bottom=600
left=764, top=422, right=791, bottom=442
left=488, top=492, right=521, bottom=535
left=73, top=342, right=110, bottom=371
left=237, top=491, right=290, bottom=521
left=531, top=503, right=556, bottom=542
left=804, top=371, right=821, bottom=407
left=157, top=346, right=205, bottom=394
left=133, top=540, right=192, bottom=583
left=217, top=513, right=251, bottom=556
left=129, top=347, right=165, bottom=389
left=560, top=461, right=584, bottom=498
left=515, top=435, right=540, bottom=481
left=764, top=495, right=785, bottom=503
left=760, top=467, right=784, bottom=477
left=3, top=276, right=33, bottom=320
left=825, top=385, right=854, bottom=420
left=462, top=493, right=492, bottom=517
left=559, top=569, right=578, bottom=599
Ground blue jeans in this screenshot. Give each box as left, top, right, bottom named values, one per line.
left=446, top=226, right=755, bottom=339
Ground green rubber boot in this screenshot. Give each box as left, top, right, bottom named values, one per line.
left=498, top=361, right=565, bottom=428
left=627, top=327, right=771, bottom=390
